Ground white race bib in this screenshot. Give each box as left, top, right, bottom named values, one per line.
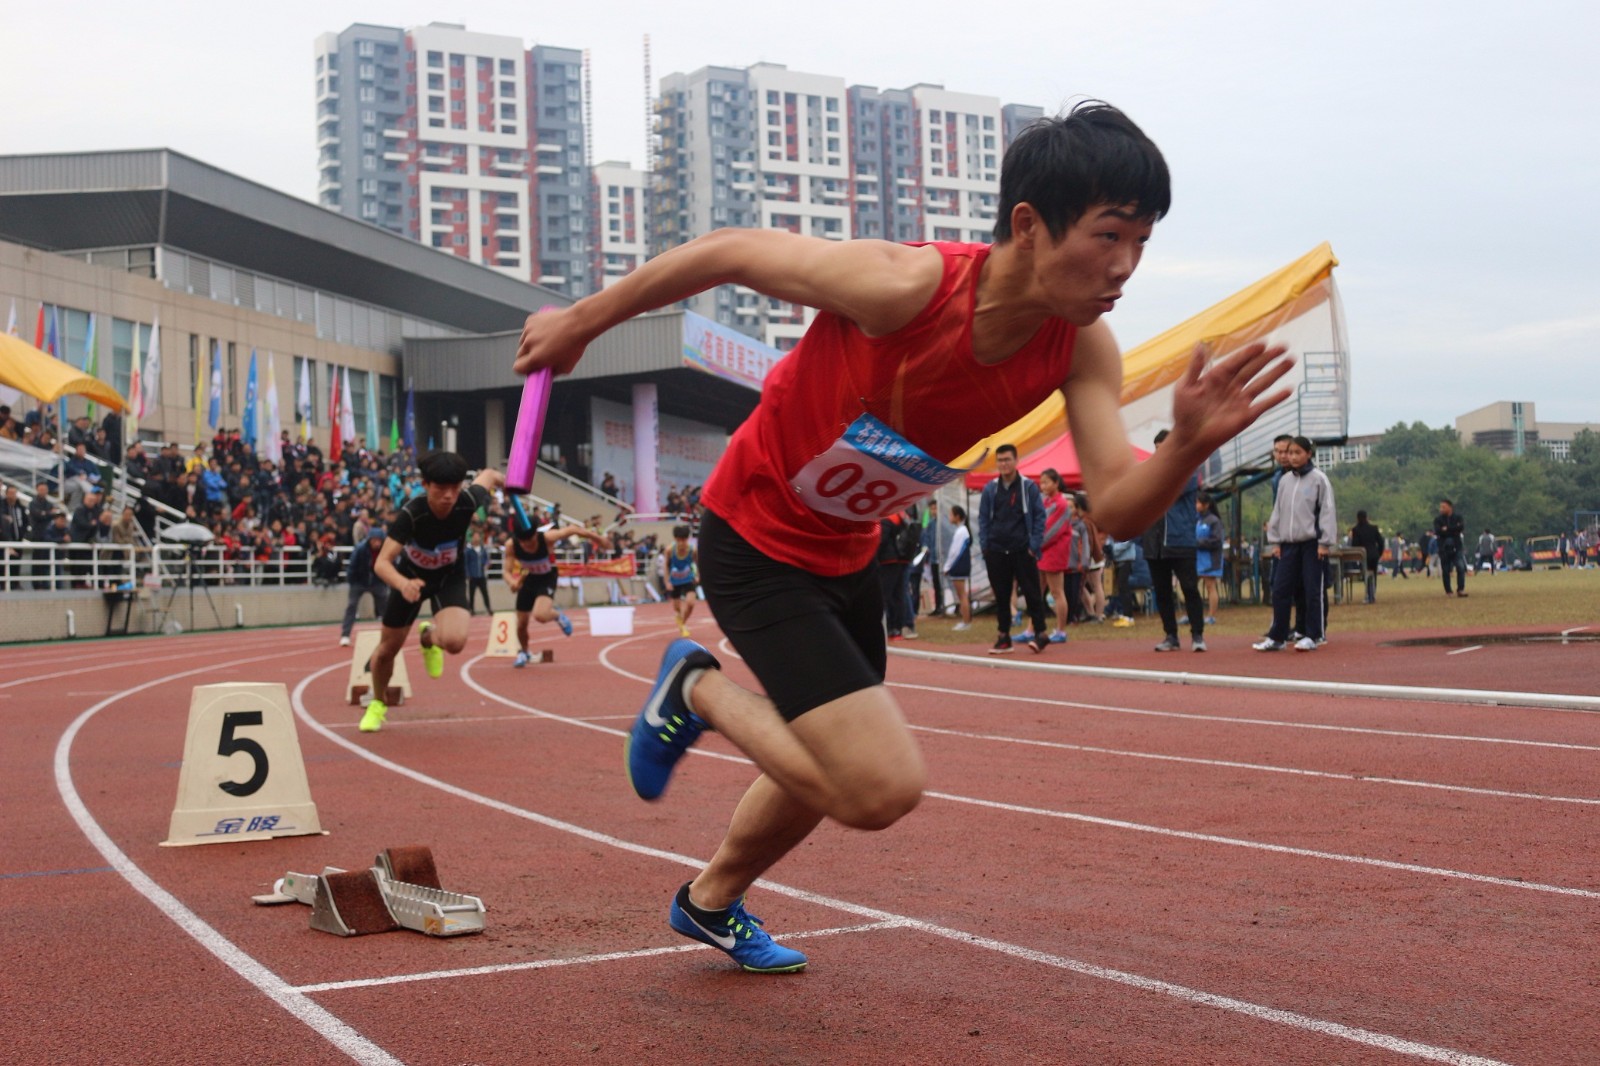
left=791, top=413, right=975, bottom=523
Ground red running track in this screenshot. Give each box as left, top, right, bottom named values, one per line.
left=4, top=607, right=1596, bottom=1064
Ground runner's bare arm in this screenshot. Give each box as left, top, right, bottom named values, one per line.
left=1063, top=322, right=1294, bottom=539
left=472, top=468, right=504, bottom=492
left=514, top=231, right=944, bottom=376
left=373, top=537, right=424, bottom=601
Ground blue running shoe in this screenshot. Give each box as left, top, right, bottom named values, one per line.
left=669, top=888, right=807, bottom=973
left=557, top=611, right=573, bottom=636
left=626, top=638, right=719, bottom=800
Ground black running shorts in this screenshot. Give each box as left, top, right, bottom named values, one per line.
left=698, top=509, right=886, bottom=722
left=514, top=572, right=559, bottom=613
left=381, top=566, right=471, bottom=629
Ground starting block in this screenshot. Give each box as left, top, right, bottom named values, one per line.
left=252, top=845, right=485, bottom=937
left=485, top=611, right=518, bottom=657
left=162, top=682, right=324, bottom=847
left=521, top=648, right=554, bottom=664
left=345, top=628, right=412, bottom=707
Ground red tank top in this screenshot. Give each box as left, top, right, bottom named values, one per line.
left=701, top=242, right=1077, bottom=576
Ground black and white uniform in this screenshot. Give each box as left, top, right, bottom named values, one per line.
left=380, top=483, right=492, bottom=629
left=511, top=528, right=560, bottom=612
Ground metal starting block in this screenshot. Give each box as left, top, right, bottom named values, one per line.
left=251, top=845, right=485, bottom=937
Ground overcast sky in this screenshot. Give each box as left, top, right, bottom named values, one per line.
left=5, top=1, right=1596, bottom=434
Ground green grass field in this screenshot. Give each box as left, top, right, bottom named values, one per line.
left=914, top=566, right=1599, bottom=645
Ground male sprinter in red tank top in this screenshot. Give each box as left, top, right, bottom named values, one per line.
left=515, top=101, right=1293, bottom=973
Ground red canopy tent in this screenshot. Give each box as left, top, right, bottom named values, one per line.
left=963, top=433, right=1150, bottom=491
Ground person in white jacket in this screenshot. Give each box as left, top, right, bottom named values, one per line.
left=1254, top=436, right=1337, bottom=651
left=943, top=504, right=974, bottom=630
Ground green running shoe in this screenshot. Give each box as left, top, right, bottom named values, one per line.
left=358, top=698, right=387, bottom=733
left=419, top=621, right=444, bottom=679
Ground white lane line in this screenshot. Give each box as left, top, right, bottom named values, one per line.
left=1, top=636, right=332, bottom=693
left=1446, top=645, right=1484, bottom=656
left=911, top=722, right=1600, bottom=806
left=928, top=789, right=1600, bottom=899
left=55, top=655, right=403, bottom=1066
left=890, top=646, right=1600, bottom=713
left=290, top=661, right=1513, bottom=1065
left=291, top=920, right=904, bottom=993
left=1560, top=626, right=1590, bottom=637
left=890, top=680, right=1600, bottom=753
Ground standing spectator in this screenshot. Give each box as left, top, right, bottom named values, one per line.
left=1142, top=429, right=1207, bottom=652
left=464, top=529, right=493, bottom=615
left=917, top=506, right=943, bottom=618
left=943, top=504, right=973, bottom=632
left=36, top=511, right=71, bottom=589
left=339, top=526, right=390, bottom=646
left=1388, top=533, right=1410, bottom=580
left=1422, top=528, right=1440, bottom=577
left=1255, top=436, right=1337, bottom=651
left=1194, top=493, right=1224, bottom=623
left=109, top=504, right=141, bottom=585
left=1433, top=499, right=1468, bottom=597
left=1077, top=495, right=1107, bottom=623
left=1349, top=510, right=1384, bottom=604
left=877, top=508, right=919, bottom=641
left=978, top=444, right=1048, bottom=655
left=1476, top=528, right=1497, bottom=576
left=1035, top=468, right=1072, bottom=644
left=68, top=487, right=105, bottom=586
left=1, top=485, right=28, bottom=587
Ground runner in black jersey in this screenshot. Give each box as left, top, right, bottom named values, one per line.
left=359, top=450, right=503, bottom=732
left=502, top=506, right=608, bottom=667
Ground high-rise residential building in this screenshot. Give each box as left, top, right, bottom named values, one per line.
left=653, top=63, right=1039, bottom=347
left=315, top=22, right=593, bottom=298
left=592, top=161, right=648, bottom=289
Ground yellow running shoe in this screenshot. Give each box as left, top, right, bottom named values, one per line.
left=419, top=621, right=444, bottom=679
left=359, top=698, right=388, bottom=733
left=678, top=621, right=691, bottom=637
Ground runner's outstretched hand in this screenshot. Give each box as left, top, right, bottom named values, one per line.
left=1167, top=342, right=1294, bottom=454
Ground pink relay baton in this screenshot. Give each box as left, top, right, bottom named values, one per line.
left=505, top=307, right=557, bottom=494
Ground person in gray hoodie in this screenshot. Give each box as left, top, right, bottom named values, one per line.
left=1255, top=435, right=1337, bottom=651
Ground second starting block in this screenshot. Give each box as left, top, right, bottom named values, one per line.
left=345, top=629, right=413, bottom=706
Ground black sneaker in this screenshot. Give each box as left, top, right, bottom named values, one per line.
left=1028, top=633, right=1049, bottom=654
left=1154, top=636, right=1181, bottom=652
left=989, top=637, right=1014, bottom=655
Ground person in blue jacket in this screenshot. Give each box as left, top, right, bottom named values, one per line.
left=1140, top=428, right=1207, bottom=652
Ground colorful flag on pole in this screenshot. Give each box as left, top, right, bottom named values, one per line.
left=388, top=415, right=399, bottom=453
left=0, top=300, right=19, bottom=409
left=403, top=377, right=416, bottom=452
left=128, top=324, right=143, bottom=438
left=141, top=314, right=161, bottom=426
left=296, top=357, right=312, bottom=442
left=264, top=353, right=283, bottom=464
left=47, top=307, right=65, bottom=431
left=83, top=313, right=99, bottom=421
left=242, top=348, right=259, bottom=447
left=207, top=342, right=223, bottom=430
left=364, top=371, right=379, bottom=453
left=340, top=366, right=357, bottom=454
left=327, top=364, right=342, bottom=462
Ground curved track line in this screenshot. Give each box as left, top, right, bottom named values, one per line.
left=911, top=721, right=1600, bottom=805
left=891, top=645, right=1600, bottom=712
left=890, top=679, right=1600, bottom=753
left=672, top=639, right=1600, bottom=896
left=292, top=658, right=1518, bottom=1063
left=54, top=655, right=403, bottom=1066
left=4, top=634, right=331, bottom=692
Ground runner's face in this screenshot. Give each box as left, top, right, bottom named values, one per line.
left=425, top=480, right=462, bottom=518
left=1034, top=203, right=1153, bottom=325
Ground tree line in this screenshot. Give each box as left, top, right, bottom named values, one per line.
left=1238, top=423, right=1600, bottom=550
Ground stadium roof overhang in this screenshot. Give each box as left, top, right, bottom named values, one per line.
left=405, top=311, right=762, bottom=433
left=0, top=148, right=568, bottom=335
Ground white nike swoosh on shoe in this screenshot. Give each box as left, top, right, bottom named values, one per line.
left=683, top=910, right=736, bottom=950
left=642, top=658, right=686, bottom=728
